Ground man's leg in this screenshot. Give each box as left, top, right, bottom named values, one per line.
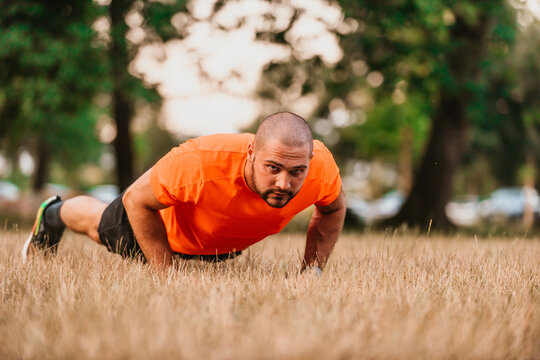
left=23, top=193, right=148, bottom=262
left=60, top=196, right=107, bottom=244
left=21, top=195, right=108, bottom=262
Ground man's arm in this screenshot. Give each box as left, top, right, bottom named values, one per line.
left=123, top=169, right=175, bottom=270
left=302, top=189, right=346, bottom=271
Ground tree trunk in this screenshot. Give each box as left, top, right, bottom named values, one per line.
left=398, top=126, right=413, bottom=194
left=32, top=138, right=49, bottom=193
left=387, top=94, right=469, bottom=229
left=384, top=15, right=491, bottom=230
left=111, top=91, right=134, bottom=192
left=109, top=0, right=134, bottom=192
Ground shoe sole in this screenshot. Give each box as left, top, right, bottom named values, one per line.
left=21, top=195, right=59, bottom=263
left=21, top=231, right=33, bottom=263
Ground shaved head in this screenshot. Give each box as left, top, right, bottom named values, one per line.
left=254, top=112, right=313, bottom=155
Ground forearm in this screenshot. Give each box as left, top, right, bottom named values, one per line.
left=303, top=206, right=345, bottom=269
left=123, top=192, right=174, bottom=270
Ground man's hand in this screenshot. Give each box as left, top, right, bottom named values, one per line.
left=302, top=189, right=346, bottom=271
left=123, top=169, right=174, bottom=270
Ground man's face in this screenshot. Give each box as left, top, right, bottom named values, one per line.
left=249, top=140, right=312, bottom=208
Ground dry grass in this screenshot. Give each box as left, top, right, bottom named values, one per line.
left=0, top=229, right=539, bottom=360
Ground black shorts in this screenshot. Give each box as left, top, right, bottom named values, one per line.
left=97, top=192, right=145, bottom=260
left=97, top=193, right=242, bottom=262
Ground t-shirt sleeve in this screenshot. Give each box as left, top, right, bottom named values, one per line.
left=150, top=141, right=204, bottom=207
left=314, top=145, right=342, bottom=207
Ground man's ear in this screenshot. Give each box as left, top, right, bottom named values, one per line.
left=247, top=142, right=255, bottom=161
left=310, top=151, right=315, bottom=160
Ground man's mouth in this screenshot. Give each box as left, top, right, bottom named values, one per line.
left=270, top=191, right=290, bottom=198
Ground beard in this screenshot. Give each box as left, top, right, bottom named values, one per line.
left=251, top=163, right=295, bottom=208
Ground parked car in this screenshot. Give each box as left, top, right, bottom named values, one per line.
left=0, top=180, right=20, bottom=201
left=347, top=196, right=370, bottom=220
left=445, top=195, right=480, bottom=226
left=477, top=187, right=539, bottom=220
left=368, top=190, right=404, bottom=221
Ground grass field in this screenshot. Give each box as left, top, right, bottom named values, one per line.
left=1, top=229, right=539, bottom=360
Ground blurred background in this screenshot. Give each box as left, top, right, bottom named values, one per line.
left=1, top=0, right=540, bottom=233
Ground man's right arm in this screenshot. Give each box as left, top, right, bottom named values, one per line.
left=122, top=169, right=175, bottom=270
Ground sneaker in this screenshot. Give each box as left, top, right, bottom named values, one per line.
left=21, top=195, right=65, bottom=263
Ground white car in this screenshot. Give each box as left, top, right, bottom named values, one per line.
left=347, top=197, right=370, bottom=220
left=478, top=187, right=539, bottom=220
left=368, top=190, right=404, bottom=222
left=446, top=195, right=480, bottom=226
left=0, top=180, right=19, bottom=201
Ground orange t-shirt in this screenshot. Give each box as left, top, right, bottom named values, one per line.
left=150, top=133, right=342, bottom=255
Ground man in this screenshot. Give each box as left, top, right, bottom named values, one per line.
left=22, top=112, right=346, bottom=271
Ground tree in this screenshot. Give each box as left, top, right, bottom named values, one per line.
left=102, top=0, right=188, bottom=191
left=109, top=0, right=135, bottom=191
left=388, top=4, right=500, bottom=228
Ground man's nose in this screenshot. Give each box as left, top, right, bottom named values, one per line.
left=275, top=172, right=292, bottom=191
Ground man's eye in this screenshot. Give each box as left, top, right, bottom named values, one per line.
left=291, top=169, right=304, bottom=176
left=267, top=165, right=278, bottom=171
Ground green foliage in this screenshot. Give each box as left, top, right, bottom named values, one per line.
left=256, top=0, right=530, bottom=195
left=338, top=95, right=431, bottom=161
left=0, top=0, right=107, bottom=186
left=0, top=0, right=189, bottom=190
left=141, top=0, right=188, bottom=41
left=464, top=11, right=540, bottom=190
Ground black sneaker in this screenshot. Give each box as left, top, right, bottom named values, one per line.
left=21, top=195, right=65, bottom=262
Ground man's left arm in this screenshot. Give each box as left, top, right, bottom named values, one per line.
left=302, top=189, right=346, bottom=271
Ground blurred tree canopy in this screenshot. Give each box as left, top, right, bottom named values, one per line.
left=252, top=0, right=534, bottom=229
left=466, top=9, right=540, bottom=191
left=0, top=0, right=106, bottom=190
left=0, top=0, right=187, bottom=192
